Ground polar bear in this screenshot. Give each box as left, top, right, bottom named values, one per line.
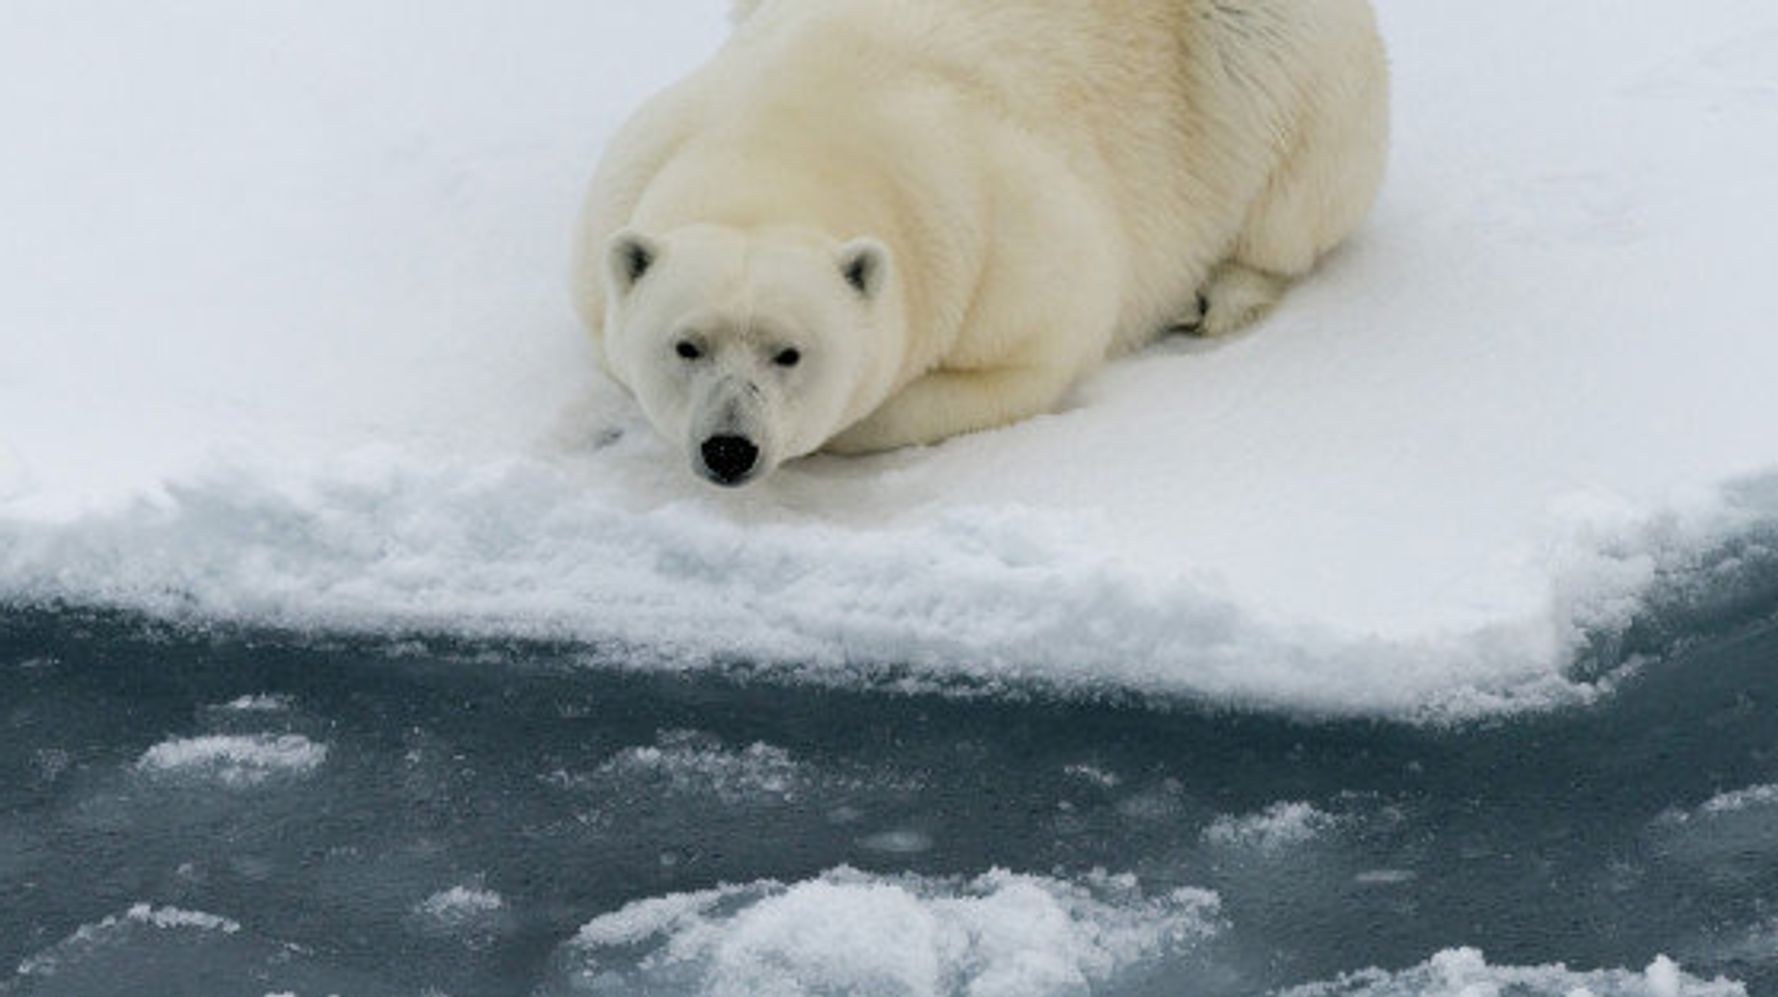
left=575, top=0, right=1388, bottom=487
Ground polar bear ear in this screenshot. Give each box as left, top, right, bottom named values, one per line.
left=837, top=238, right=890, bottom=300
left=607, top=230, right=663, bottom=296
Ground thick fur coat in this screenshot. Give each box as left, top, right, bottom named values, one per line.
left=575, top=0, right=1389, bottom=485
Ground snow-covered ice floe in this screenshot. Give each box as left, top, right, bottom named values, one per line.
left=216, top=693, right=295, bottom=714
left=545, top=867, right=1221, bottom=997
left=136, top=734, right=328, bottom=788
left=15, top=904, right=239, bottom=980
left=1693, top=784, right=1778, bottom=818
left=1202, top=801, right=1342, bottom=851
left=5, top=451, right=1774, bottom=723
left=410, top=884, right=514, bottom=950
left=1654, top=783, right=1778, bottom=827
left=594, top=729, right=807, bottom=804
left=2, top=1, right=1777, bottom=720
left=10, top=902, right=392, bottom=996
left=1278, top=947, right=1746, bottom=997
left=415, top=885, right=506, bottom=922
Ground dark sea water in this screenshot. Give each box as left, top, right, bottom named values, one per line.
left=2, top=589, right=1775, bottom=996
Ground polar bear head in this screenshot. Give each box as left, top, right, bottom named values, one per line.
left=601, top=224, right=901, bottom=487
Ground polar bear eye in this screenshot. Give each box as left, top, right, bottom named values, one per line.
left=773, top=348, right=802, bottom=368
left=675, top=340, right=703, bottom=361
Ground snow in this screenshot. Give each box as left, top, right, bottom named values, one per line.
left=10, top=900, right=373, bottom=994
left=548, top=728, right=919, bottom=823
left=1657, top=783, right=1778, bottom=824
left=1699, top=784, right=1778, bottom=815
left=596, top=730, right=805, bottom=803
left=558, top=866, right=1221, bottom=997
left=119, top=904, right=241, bottom=935
left=1279, top=947, right=1747, bottom=997
left=136, top=734, right=328, bottom=787
left=1352, top=870, right=1418, bottom=888
left=858, top=829, right=936, bottom=855
left=17, top=904, right=241, bottom=979
left=1202, top=801, right=1340, bottom=851
left=412, top=884, right=511, bottom=945
left=219, top=694, right=294, bottom=713
left=1063, top=764, right=1123, bottom=789
left=2, top=1, right=1777, bottom=718
left=416, top=886, right=506, bottom=921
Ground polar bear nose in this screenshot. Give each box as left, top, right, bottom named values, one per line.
left=700, top=435, right=760, bottom=485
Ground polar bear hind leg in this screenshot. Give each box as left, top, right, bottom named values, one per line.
left=1191, top=6, right=1390, bottom=339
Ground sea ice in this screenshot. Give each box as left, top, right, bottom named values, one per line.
left=136, top=734, right=328, bottom=788
left=1, top=2, right=1776, bottom=720
left=553, top=866, right=1221, bottom=997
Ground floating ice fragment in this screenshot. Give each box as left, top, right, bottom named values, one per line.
left=1352, top=869, right=1417, bottom=886
left=1203, top=801, right=1339, bottom=850
left=17, top=904, right=242, bottom=978
left=857, top=829, right=934, bottom=855
left=1701, top=784, right=1778, bottom=815
left=1063, top=763, right=1123, bottom=788
left=1278, top=947, right=1746, bottom=996
left=1655, top=783, right=1778, bottom=825
left=136, top=734, right=327, bottom=787
left=596, top=730, right=804, bottom=803
left=416, top=885, right=506, bottom=921
left=220, top=693, right=294, bottom=713
left=123, top=904, right=241, bottom=934
left=560, top=867, right=1222, bottom=997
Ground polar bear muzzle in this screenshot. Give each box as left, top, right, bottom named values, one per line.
left=688, top=374, right=775, bottom=487
left=699, top=435, right=761, bottom=486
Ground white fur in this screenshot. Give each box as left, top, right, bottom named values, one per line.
left=575, top=0, right=1389, bottom=480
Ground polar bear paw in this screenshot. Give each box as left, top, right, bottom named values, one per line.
left=1185, top=263, right=1288, bottom=339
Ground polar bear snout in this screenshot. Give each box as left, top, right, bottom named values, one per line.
left=689, top=377, right=774, bottom=487
left=699, top=434, right=761, bottom=486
